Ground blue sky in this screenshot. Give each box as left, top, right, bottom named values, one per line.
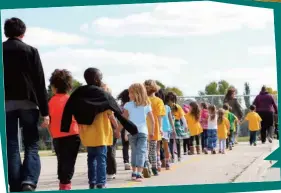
left=1, top=1, right=277, bottom=98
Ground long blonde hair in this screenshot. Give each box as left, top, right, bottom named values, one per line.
left=129, top=83, right=150, bottom=106
left=217, top=108, right=225, bottom=125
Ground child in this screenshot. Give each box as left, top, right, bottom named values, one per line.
left=185, top=102, right=203, bottom=155
left=48, top=69, right=81, bottom=190
left=121, top=83, right=155, bottom=182
left=117, top=89, right=131, bottom=170
left=182, top=104, right=191, bottom=155
left=243, top=105, right=262, bottom=146
left=217, top=109, right=230, bottom=154
left=206, top=105, right=218, bottom=154
left=144, top=80, right=166, bottom=175
left=102, top=84, right=118, bottom=180
left=156, top=89, right=176, bottom=170
left=166, top=92, right=188, bottom=161
left=223, top=104, right=238, bottom=150
left=200, top=103, right=209, bottom=153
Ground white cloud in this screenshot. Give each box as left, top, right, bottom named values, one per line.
left=40, top=47, right=188, bottom=96
left=88, top=1, right=273, bottom=37
left=248, top=46, right=276, bottom=55
left=2, top=27, right=89, bottom=46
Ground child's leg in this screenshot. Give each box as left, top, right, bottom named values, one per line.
left=128, top=135, right=137, bottom=173
left=212, top=130, right=217, bottom=151
left=56, top=135, right=80, bottom=189
left=218, top=139, right=222, bottom=151
left=135, top=134, right=148, bottom=175
left=200, top=132, right=204, bottom=150
left=176, top=139, right=181, bottom=159
left=95, top=146, right=107, bottom=188
left=183, top=139, right=188, bottom=154
left=169, top=139, right=174, bottom=160
left=195, top=135, right=201, bottom=154
left=222, top=140, right=226, bottom=153
left=106, top=138, right=117, bottom=176
left=87, top=147, right=97, bottom=187
left=189, top=136, right=195, bottom=154
left=157, top=141, right=162, bottom=170
left=253, top=131, right=257, bottom=144
left=121, top=130, right=130, bottom=165
left=148, top=141, right=157, bottom=169
left=163, top=140, right=170, bottom=160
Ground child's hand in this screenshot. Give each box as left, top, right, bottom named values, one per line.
left=124, top=134, right=129, bottom=141
left=114, top=130, right=121, bottom=139
left=149, top=133, right=154, bottom=140
left=160, top=130, right=163, bottom=136
left=172, top=130, right=176, bottom=138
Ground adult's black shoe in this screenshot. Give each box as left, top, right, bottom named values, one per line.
left=22, top=184, right=35, bottom=192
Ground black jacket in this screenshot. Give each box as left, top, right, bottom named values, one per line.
left=60, top=85, right=138, bottom=135
left=3, top=38, right=49, bottom=116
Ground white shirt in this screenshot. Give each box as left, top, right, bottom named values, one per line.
left=207, top=115, right=218, bottom=130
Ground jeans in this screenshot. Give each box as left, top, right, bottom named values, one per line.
left=219, top=139, right=226, bottom=151
left=6, top=109, right=40, bottom=192
left=121, top=129, right=129, bottom=164
left=129, top=133, right=147, bottom=167
left=53, top=135, right=81, bottom=184
left=201, top=130, right=208, bottom=149
left=169, top=139, right=181, bottom=159
left=87, top=146, right=107, bottom=186
left=207, top=130, right=217, bottom=150
left=107, top=138, right=117, bottom=175
left=249, top=131, right=257, bottom=145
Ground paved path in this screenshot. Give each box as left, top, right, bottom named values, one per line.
left=37, top=140, right=279, bottom=191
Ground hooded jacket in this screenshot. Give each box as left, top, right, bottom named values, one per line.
left=60, top=85, right=138, bottom=135
left=253, top=91, right=278, bottom=113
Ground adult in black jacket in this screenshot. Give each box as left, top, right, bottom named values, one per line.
left=3, top=18, right=49, bottom=192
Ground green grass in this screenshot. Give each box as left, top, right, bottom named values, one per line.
left=237, top=136, right=249, bottom=142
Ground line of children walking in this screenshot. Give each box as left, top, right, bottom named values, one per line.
left=47, top=67, right=264, bottom=189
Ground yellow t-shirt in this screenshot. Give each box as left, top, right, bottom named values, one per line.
left=185, top=112, right=203, bottom=136
left=79, top=110, right=113, bottom=147
left=147, top=96, right=166, bottom=141
left=245, top=112, right=262, bottom=131
left=173, top=104, right=185, bottom=120
left=217, top=117, right=230, bottom=140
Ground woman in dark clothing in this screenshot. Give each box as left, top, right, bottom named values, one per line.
left=253, top=86, right=278, bottom=144
left=224, top=88, right=244, bottom=144
left=117, top=89, right=131, bottom=170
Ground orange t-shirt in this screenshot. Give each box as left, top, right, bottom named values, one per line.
left=49, top=94, right=79, bottom=139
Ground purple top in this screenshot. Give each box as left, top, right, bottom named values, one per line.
left=253, top=91, right=278, bottom=113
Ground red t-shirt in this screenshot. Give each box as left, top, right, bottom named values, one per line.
left=48, top=94, right=79, bottom=138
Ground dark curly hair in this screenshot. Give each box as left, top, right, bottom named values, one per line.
left=189, top=102, right=200, bottom=121
left=49, top=69, right=73, bottom=94
left=166, top=92, right=178, bottom=112
left=155, top=89, right=166, bottom=104
left=117, top=89, right=130, bottom=106
left=4, top=17, right=26, bottom=38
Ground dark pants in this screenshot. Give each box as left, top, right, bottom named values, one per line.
left=6, top=109, right=40, bottom=192
left=121, top=129, right=129, bottom=164
left=107, top=138, right=117, bottom=175
left=87, top=146, right=107, bottom=186
left=183, top=138, right=190, bottom=153
left=169, top=139, right=181, bottom=159
left=226, top=130, right=234, bottom=148
left=249, top=131, right=257, bottom=145
left=257, top=111, right=274, bottom=143
left=160, top=141, right=165, bottom=160
left=53, top=135, right=80, bottom=184
left=189, top=135, right=200, bottom=146
left=201, top=130, right=208, bottom=149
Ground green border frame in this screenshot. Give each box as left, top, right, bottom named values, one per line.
left=0, top=0, right=281, bottom=193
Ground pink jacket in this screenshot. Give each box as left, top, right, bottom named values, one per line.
left=200, top=109, right=208, bottom=129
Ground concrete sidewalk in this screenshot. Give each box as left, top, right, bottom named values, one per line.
left=37, top=140, right=279, bottom=191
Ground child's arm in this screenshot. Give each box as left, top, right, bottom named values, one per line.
left=148, top=111, right=155, bottom=140
left=180, top=116, right=188, bottom=132
left=168, top=111, right=176, bottom=134
left=108, top=113, right=121, bottom=138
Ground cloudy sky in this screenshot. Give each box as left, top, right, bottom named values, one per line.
left=1, top=1, right=277, bottom=98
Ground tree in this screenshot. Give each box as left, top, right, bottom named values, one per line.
left=155, top=80, right=184, bottom=96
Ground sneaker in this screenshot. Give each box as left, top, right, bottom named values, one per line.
left=218, top=150, right=222, bottom=154
left=222, top=151, right=225, bottom=154
left=107, top=174, right=116, bottom=180
left=203, top=149, right=208, bottom=154
left=178, top=157, right=181, bottom=162
left=212, top=150, right=216, bottom=154
left=268, top=137, right=273, bottom=143
left=59, top=183, right=71, bottom=190
left=229, top=146, right=232, bottom=150
left=171, top=158, right=175, bottom=163
left=124, top=163, right=131, bottom=170
left=166, top=162, right=170, bottom=170
left=22, top=184, right=35, bottom=192
left=152, top=167, right=159, bottom=176
left=184, top=152, right=187, bottom=155
left=254, top=142, right=257, bottom=146
left=96, top=184, right=106, bottom=189
left=157, top=166, right=161, bottom=172
left=135, top=174, right=144, bottom=182
left=131, top=173, right=137, bottom=180
left=142, top=167, right=151, bottom=178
